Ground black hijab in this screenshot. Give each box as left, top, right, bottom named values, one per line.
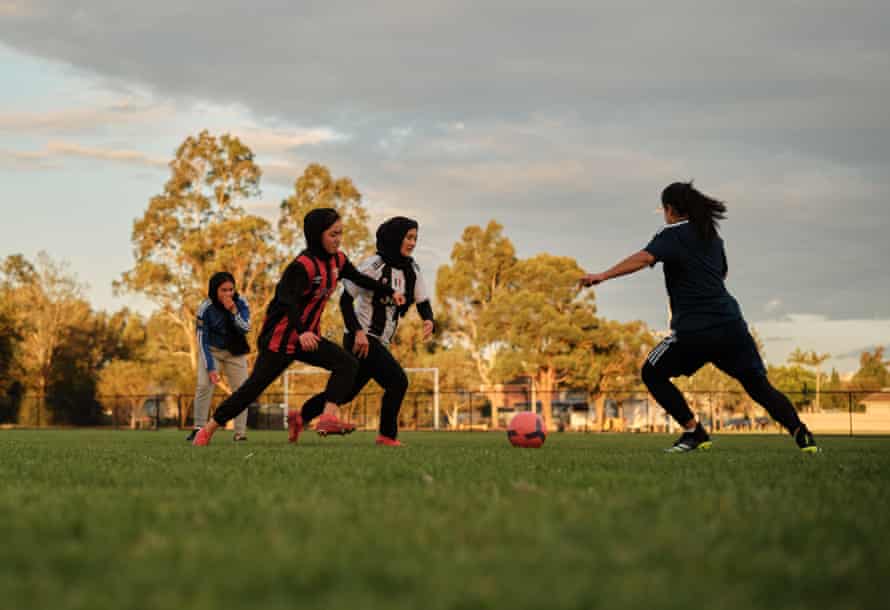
left=375, top=217, right=419, bottom=315
left=303, top=208, right=341, bottom=260
left=375, top=216, right=418, bottom=270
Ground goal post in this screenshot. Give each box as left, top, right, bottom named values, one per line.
left=282, top=366, right=440, bottom=430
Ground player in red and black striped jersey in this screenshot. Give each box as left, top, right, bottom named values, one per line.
left=192, top=208, right=405, bottom=446
left=292, top=217, right=436, bottom=447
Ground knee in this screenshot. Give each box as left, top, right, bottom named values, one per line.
left=641, top=361, right=663, bottom=388
left=338, top=352, right=359, bottom=378
left=392, top=370, right=409, bottom=395
left=739, top=372, right=772, bottom=397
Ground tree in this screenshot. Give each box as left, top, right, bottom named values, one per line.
left=488, top=254, right=599, bottom=430
left=279, top=163, right=372, bottom=260
left=118, top=130, right=277, bottom=372
left=588, top=319, right=657, bottom=428
left=787, top=348, right=831, bottom=411
left=2, top=253, right=87, bottom=417
left=0, top=296, right=22, bottom=422
left=821, top=368, right=846, bottom=411
left=436, top=221, right=517, bottom=398
left=767, top=364, right=816, bottom=410
left=97, top=360, right=154, bottom=428
left=851, top=347, right=889, bottom=390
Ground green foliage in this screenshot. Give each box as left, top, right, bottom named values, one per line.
left=118, top=130, right=276, bottom=371
left=436, top=221, right=517, bottom=388
left=279, top=163, right=371, bottom=260
left=851, top=347, right=889, bottom=390
left=767, top=364, right=817, bottom=409
left=0, top=254, right=148, bottom=424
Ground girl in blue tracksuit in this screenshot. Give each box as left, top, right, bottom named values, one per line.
left=187, top=271, right=252, bottom=442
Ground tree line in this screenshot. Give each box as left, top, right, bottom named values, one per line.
left=2, top=131, right=887, bottom=427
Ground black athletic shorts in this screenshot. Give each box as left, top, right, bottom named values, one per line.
left=645, top=319, right=766, bottom=380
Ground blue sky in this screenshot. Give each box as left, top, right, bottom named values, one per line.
left=2, top=2, right=889, bottom=374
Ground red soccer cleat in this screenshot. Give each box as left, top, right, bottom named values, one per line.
left=192, top=426, right=214, bottom=447
left=287, top=410, right=304, bottom=444
left=375, top=434, right=403, bottom=447
left=315, top=413, right=357, bottom=437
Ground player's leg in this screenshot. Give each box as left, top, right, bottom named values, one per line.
left=714, top=321, right=819, bottom=453
left=189, top=359, right=213, bottom=442
left=641, top=333, right=711, bottom=453
left=363, top=337, right=408, bottom=445
left=218, top=350, right=250, bottom=441
left=295, top=337, right=360, bottom=435
left=193, top=350, right=292, bottom=446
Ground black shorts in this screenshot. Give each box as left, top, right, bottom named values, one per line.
left=645, top=319, right=766, bottom=380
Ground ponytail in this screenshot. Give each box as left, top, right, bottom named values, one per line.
left=661, top=181, right=726, bottom=240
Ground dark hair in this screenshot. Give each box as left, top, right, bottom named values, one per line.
left=661, top=181, right=727, bottom=240
left=208, top=271, right=236, bottom=304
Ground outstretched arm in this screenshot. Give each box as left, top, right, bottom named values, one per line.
left=579, top=250, right=655, bottom=287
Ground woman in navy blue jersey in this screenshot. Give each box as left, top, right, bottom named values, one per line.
left=580, top=182, right=819, bottom=453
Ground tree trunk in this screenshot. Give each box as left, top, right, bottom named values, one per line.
left=594, top=394, right=606, bottom=432
left=537, top=367, right=556, bottom=431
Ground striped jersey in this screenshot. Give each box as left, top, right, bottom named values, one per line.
left=342, top=255, right=430, bottom=344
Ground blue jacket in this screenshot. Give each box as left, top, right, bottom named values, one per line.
left=196, top=296, right=250, bottom=371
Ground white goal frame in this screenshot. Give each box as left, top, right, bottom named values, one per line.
left=282, top=366, right=440, bottom=430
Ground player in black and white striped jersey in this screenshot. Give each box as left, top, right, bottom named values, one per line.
left=294, top=217, right=435, bottom=446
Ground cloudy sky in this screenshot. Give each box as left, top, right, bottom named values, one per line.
left=1, top=1, right=888, bottom=373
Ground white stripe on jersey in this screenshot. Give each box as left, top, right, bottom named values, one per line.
left=232, top=296, right=250, bottom=332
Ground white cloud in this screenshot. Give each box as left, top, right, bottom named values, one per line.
left=754, top=314, right=890, bottom=374
left=0, top=100, right=173, bottom=133
left=230, top=126, right=345, bottom=157
left=2, top=140, right=166, bottom=168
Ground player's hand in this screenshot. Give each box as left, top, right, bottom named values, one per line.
left=209, top=371, right=221, bottom=385
left=220, top=295, right=237, bottom=313
left=578, top=273, right=606, bottom=288
left=353, top=330, right=370, bottom=359
left=299, top=332, right=320, bottom=351
left=392, top=292, right=406, bottom=306
left=422, top=320, right=435, bottom=340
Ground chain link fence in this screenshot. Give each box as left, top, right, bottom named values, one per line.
left=3, top=389, right=889, bottom=435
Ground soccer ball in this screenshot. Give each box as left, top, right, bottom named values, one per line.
left=507, top=412, right=546, bottom=448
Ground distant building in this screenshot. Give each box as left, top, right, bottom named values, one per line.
left=859, top=389, right=890, bottom=413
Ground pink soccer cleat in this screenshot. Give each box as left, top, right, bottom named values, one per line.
left=375, top=434, right=403, bottom=447
left=315, top=413, right=357, bottom=437
left=192, top=426, right=214, bottom=447
left=287, top=410, right=304, bottom=444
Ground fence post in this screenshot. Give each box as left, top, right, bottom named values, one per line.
left=848, top=391, right=853, bottom=437
left=709, top=392, right=714, bottom=434
left=468, top=392, right=473, bottom=432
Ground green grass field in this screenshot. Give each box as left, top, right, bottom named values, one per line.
left=1, top=430, right=888, bottom=610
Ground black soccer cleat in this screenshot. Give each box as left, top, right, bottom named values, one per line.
left=794, top=424, right=820, bottom=454
left=665, top=423, right=713, bottom=453
left=185, top=428, right=198, bottom=442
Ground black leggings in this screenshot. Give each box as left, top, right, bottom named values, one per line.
left=641, top=321, right=803, bottom=434
left=212, top=339, right=359, bottom=426
left=300, top=334, right=409, bottom=439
